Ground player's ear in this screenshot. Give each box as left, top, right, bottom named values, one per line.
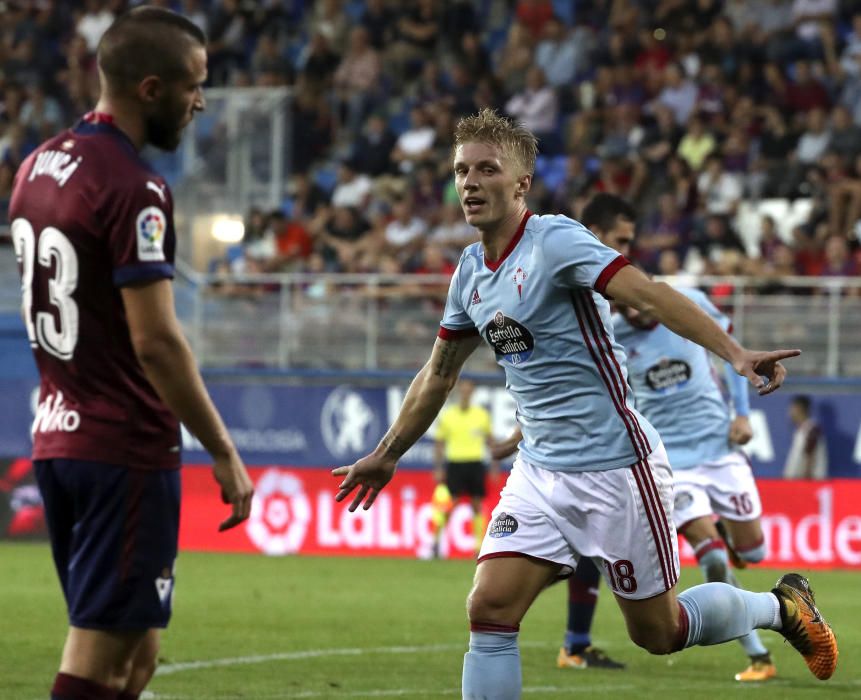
left=516, top=173, right=531, bottom=198
left=137, top=75, right=164, bottom=105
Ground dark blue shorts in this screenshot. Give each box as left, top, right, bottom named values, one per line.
left=34, top=459, right=180, bottom=630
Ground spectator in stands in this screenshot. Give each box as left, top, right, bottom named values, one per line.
left=828, top=152, right=861, bottom=236
left=287, top=172, right=328, bottom=223
left=636, top=193, right=691, bottom=272
left=412, top=162, right=444, bottom=225
left=315, top=206, right=373, bottom=272
left=785, top=60, right=831, bottom=114
left=430, top=202, right=477, bottom=258
left=504, top=65, right=559, bottom=152
left=387, top=0, right=442, bottom=86
left=792, top=224, right=826, bottom=275
left=666, top=155, right=699, bottom=213
left=790, top=0, right=836, bottom=61
left=550, top=154, right=594, bottom=215
left=331, top=159, right=373, bottom=210
left=534, top=15, right=589, bottom=89
left=758, top=215, right=784, bottom=262
left=311, top=0, right=350, bottom=54
left=797, top=107, right=832, bottom=164
left=289, top=88, right=334, bottom=174
left=455, top=31, right=492, bottom=85
left=755, top=106, right=800, bottom=197
left=384, top=195, right=428, bottom=268
left=827, top=106, right=861, bottom=159
left=697, top=153, right=744, bottom=216
left=677, top=113, right=717, bottom=171
left=333, top=26, right=382, bottom=136
left=819, top=234, right=859, bottom=276
left=493, top=20, right=535, bottom=95
left=638, top=102, right=683, bottom=179
left=689, top=214, right=746, bottom=271
left=352, top=113, right=398, bottom=177
left=516, top=0, right=554, bottom=40
left=251, top=30, right=294, bottom=87
left=784, top=396, right=828, bottom=479
left=76, top=0, right=114, bottom=53
left=441, top=0, right=479, bottom=53
left=360, top=0, right=397, bottom=51
left=0, top=160, right=14, bottom=225
left=207, top=0, right=250, bottom=84
left=391, top=105, right=436, bottom=174
left=653, top=63, right=698, bottom=126
left=297, top=28, right=341, bottom=96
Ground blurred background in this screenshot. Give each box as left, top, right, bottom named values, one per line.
left=0, top=1, right=859, bottom=565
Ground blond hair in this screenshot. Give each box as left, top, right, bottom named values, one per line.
left=453, top=108, right=538, bottom=176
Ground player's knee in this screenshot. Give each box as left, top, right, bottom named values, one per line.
left=466, top=586, right=516, bottom=625
left=737, top=540, right=766, bottom=564
left=126, top=637, right=160, bottom=691
left=627, top=625, right=678, bottom=655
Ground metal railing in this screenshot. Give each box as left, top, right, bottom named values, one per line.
left=173, top=262, right=861, bottom=377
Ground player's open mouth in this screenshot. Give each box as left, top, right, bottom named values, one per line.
left=464, top=197, right=485, bottom=212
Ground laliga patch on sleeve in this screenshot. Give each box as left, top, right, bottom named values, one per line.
left=136, top=206, right=167, bottom=262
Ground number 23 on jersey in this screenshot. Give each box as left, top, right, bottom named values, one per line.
left=11, top=218, right=79, bottom=361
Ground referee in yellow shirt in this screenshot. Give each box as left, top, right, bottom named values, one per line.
left=431, top=379, right=496, bottom=557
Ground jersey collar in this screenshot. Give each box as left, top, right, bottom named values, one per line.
left=484, top=210, right=532, bottom=272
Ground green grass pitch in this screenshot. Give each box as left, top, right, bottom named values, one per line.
left=2, top=542, right=858, bottom=699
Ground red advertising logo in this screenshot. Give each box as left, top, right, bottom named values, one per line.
left=180, top=467, right=861, bottom=569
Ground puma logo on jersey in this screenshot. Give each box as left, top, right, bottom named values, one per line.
left=146, top=180, right=168, bottom=202
left=32, top=391, right=81, bottom=435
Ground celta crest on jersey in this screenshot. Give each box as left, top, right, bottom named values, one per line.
left=513, top=266, right=527, bottom=299
left=645, top=359, right=692, bottom=392
left=484, top=311, right=534, bottom=365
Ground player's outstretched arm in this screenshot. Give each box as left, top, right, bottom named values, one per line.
left=605, top=266, right=800, bottom=395
left=332, top=334, right=481, bottom=511
left=122, top=279, right=254, bottom=531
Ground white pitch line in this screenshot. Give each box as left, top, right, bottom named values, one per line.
left=155, top=643, right=465, bottom=676
left=144, top=684, right=637, bottom=699
left=155, top=641, right=560, bottom=677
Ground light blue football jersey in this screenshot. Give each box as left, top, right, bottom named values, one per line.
left=440, top=212, right=660, bottom=472
left=612, top=287, right=747, bottom=470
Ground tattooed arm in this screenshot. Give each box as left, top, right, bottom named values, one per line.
left=332, top=334, right=482, bottom=511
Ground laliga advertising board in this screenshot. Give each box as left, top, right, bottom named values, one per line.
left=179, top=465, right=861, bottom=569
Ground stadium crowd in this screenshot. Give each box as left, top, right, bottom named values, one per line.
left=3, top=0, right=861, bottom=285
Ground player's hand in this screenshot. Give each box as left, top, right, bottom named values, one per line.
left=490, top=442, right=517, bottom=460
left=733, top=348, right=801, bottom=395
left=212, top=451, right=254, bottom=532
left=331, top=455, right=397, bottom=512
left=729, top=415, right=753, bottom=445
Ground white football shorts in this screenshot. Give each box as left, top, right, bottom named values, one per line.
left=672, top=451, right=763, bottom=530
left=478, top=443, right=679, bottom=600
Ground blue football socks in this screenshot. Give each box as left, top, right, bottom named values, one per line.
left=462, top=630, right=521, bottom=699
left=678, top=582, right=781, bottom=647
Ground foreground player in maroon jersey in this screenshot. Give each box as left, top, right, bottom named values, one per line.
left=9, top=8, right=254, bottom=700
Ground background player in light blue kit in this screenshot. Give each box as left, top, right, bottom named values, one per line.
left=614, top=287, right=777, bottom=682
left=333, top=109, right=838, bottom=698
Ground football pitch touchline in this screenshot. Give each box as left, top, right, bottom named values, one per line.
left=154, top=641, right=555, bottom=676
